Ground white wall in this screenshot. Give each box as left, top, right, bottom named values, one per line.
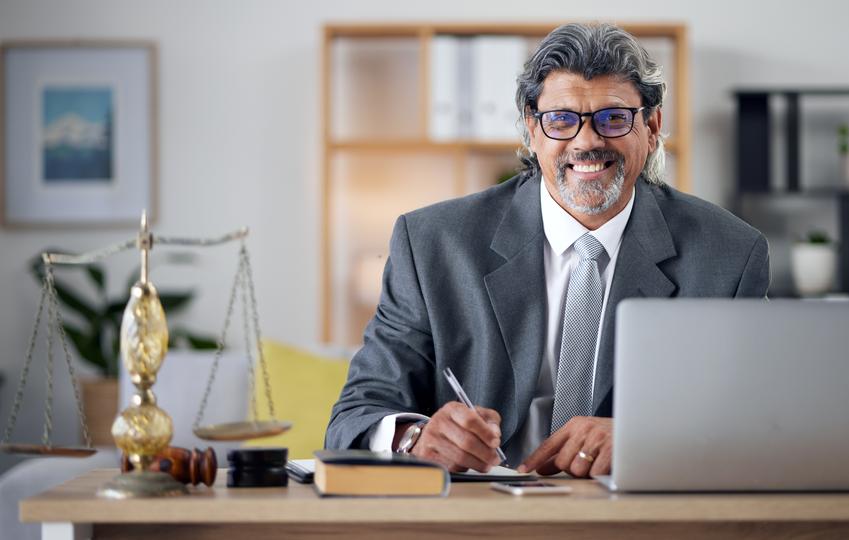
left=0, top=0, right=848, bottom=471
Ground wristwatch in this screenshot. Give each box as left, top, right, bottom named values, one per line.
left=396, top=420, right=428, bottom=454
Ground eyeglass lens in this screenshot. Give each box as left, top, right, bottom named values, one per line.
left=540, top=108, right=636, bottom=140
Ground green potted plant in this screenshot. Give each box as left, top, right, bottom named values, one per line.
left=790, top=231, right=837, bottom=297
left=29, top=252, right=217, bottom=445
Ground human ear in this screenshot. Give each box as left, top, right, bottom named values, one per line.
left=524, top=108, right=539, bottom=153
left=646, top=107, right=662, bottom=153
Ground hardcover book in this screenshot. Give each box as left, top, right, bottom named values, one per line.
left=313, top=450, right=449, bottom=497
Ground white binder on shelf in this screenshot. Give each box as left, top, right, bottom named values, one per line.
left=429, top=36, right=476, bottom=140
left=470, top=36, right=526, bottom=141
left=429, top=36, right=461, bottom=141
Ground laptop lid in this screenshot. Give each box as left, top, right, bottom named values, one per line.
left=612, top=298, right=849, bottom=491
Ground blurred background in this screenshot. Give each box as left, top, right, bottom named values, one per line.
left=1, top=0, right=848, bottom=474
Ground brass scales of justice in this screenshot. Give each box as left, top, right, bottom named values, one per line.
left=0, top=212, right=292, bottom=498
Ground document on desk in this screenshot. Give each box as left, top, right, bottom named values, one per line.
left=451, top=465, right=536, bottom=483
left=288, top=459, right=534, bottom=484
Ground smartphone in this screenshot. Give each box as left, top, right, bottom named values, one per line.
left=285, top=460, right=314, bottom=484
left=490, top=481, right=573, bottom=496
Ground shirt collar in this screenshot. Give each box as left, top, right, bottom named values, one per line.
left=539, top=177, right=635, bottom=257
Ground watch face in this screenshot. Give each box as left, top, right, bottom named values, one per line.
left=398, top=423, right=423, bottom=453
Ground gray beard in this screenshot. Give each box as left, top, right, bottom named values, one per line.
left=554, top=151, right=626, bottom=216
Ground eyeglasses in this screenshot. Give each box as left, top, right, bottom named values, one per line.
left=532, top=107, right=648, bottom=140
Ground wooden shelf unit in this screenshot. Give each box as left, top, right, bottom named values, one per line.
left=321, top=22, right=690, bottom=344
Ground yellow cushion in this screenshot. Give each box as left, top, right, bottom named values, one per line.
left=244, top=341, right=349, bottom=458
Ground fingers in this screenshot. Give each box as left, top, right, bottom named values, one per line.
left=557, top=430, right=587, bottom=475
left=535, top=456, right=562, bottom=476
left=420, top=435, right=495, bottom=473
left=448, top=404, right=500, bottom=446
left=475, top=406, right=502, bottom=426
left=520, top=417, right=614, bottom=478
left=567, top=444, right=596, bottom=478
left=518, top=426, right=567, bottom=473
left=589, top=446, right=612, bottom=477
left=411, top=401, right=502, bottom=473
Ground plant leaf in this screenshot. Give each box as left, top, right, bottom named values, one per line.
left=159, top=292, right=194, bottom=313
left=63, top=323, right=109, bottom=376
left=170, top=327, right=219, bottom=350
left=107, top=299, right=129, bottom=317
left=85, top=264, right=106, bottom=295
left=53, top=282, right=98, bottom=320
left=185, top=334, right=219, bottom=350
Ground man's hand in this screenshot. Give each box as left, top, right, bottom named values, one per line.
left=403, top=402, right=502, bottom=473
left=518, top=416, right=612, bottom=478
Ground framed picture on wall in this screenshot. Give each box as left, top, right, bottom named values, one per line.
left=0, top=41, right=157, bottom=227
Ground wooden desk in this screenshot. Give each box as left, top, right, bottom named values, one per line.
left=21, top=469, right=849, bottom=540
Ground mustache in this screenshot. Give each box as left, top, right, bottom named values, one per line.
left=555, top=150, right=624, bottom=166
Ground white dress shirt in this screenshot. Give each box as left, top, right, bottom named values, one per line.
left=369, top=179, right=635, bottom=462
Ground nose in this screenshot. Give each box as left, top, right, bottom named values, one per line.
left=571, top=118, right=606, bottom=153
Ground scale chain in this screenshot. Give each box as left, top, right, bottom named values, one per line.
left=242, top=244, right=276, bottom=420
left=47, top=265, right=93, bottom=448
left=193, top=253, right=246, bottom=429
left=2, top=275, right=49, bottom=444
left=239, top=253, right=260, bottom=423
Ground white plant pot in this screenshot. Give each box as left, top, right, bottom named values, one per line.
left=791, top=243, right=837, bottom=297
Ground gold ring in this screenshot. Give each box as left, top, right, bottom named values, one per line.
left=577, top=450, right=595, bottom=463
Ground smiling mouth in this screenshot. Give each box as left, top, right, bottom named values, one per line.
left=568, top=161, right=615, bottom=173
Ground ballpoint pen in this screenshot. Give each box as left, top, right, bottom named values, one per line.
left=442, top=367, right=508, bottom=465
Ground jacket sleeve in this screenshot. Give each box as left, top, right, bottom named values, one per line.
left=734, top=234, right=770, bottom=298
left=324, top=215, right=437, bottom=450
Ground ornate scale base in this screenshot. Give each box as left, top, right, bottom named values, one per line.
left=97, top=471, right=189, bottom=499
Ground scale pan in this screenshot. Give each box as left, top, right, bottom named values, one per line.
left=0, top=443, right=97, bottom=457
left=193, top=420, right=292, bottom=441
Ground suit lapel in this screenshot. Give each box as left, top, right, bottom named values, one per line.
left=593, top=181, right=677, bottom=413
left=484, top=177, right=546, bottom=439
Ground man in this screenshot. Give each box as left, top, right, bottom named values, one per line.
left=326, top=23, right=769, bottom=478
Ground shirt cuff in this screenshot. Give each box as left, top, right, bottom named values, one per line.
left=368, top=412, right=430, bottom=452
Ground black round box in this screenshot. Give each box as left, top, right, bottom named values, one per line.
left=227, top=466, right=288, bottom=488
left=227, top=447, right=288, bottom=468
left=226, top=447, right=289, bottom=488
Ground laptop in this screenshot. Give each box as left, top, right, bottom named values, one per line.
left=596, top=298, right=849, bottom=492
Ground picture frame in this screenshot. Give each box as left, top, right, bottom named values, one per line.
left=0, top=40, right=158, bottom=228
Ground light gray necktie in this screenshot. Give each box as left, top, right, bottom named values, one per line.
left=550, top=233, right=606, bottom=433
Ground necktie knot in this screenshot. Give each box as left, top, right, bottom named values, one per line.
left=574, top=233, right=605, bottom=261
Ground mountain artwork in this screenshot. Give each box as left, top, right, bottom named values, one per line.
left=42, top=86, right=113, bottom=182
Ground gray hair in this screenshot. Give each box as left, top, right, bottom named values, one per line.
left=515, top=23, right=667, bottom=185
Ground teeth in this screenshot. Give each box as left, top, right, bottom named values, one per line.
left=573, top=162, right=605, bottom=173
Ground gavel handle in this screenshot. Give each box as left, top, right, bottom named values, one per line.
left=121, top=446, right=217, bottom=486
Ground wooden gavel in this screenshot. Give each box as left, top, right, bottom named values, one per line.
left=122, top=446, right=217, bottom=486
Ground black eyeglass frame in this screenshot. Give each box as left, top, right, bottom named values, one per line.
left=531, top=106, right=650, bottom=141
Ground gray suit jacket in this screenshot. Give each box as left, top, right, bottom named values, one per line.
left=326, top=175, right=770, bottom=450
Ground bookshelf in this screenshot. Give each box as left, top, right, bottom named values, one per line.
left=321, top=22, right=690, bottom=344
left=733, top=88, right=849, bottom=296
